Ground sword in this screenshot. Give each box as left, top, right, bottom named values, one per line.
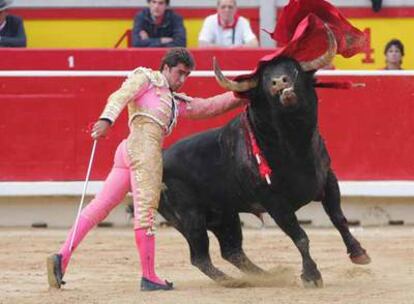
left=69, top=139, right=98, bottom=252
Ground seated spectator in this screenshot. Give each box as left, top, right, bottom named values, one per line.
left=384, top=39, right=404, bottom=70
left=132, top=0, right=186, bottom=47
left=198, top=0, right=258, bottom=48
left=0, top=0, right=26, bottom=48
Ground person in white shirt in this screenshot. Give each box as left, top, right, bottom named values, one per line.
left=198, top=0, right=259, bottom=48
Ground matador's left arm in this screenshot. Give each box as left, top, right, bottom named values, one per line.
left=175, top=91, right=249, bottom=120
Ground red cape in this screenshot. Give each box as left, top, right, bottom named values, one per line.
left=234, top=0, right=366, bottom=82
left=274, top=0, right=366, bottom=58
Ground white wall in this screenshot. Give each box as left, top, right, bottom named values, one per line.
left=1, top=195, right=413, bottom=228
left=10, top=0, right=414, bottom=8
left=11, top=0, right=259, bottom=8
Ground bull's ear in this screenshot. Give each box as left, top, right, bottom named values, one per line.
left=306, top=70, right=317, bottom=78
left=305, top=70, right=317, bottom=84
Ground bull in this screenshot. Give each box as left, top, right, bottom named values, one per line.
left=157, top=29, right=370, bottom=288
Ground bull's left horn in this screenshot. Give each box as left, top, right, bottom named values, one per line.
left=300, top=24, right=338, bottom=71
left=213, top=57, right=257, bottom=92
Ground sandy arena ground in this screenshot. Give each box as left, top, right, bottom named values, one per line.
left=0, top=226, right=413, bottom=304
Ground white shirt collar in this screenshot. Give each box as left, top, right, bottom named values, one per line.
left=0, top=20, right=6, bottom=32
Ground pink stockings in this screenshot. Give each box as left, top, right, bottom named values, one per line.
left=58, top=139, right=167, bottom=285
left=134, top=229, right=166, bottom=285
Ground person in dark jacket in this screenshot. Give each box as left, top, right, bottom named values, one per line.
left=132, top=0, right=186, bottom=47
left=0, top=0, right=26, bottom=47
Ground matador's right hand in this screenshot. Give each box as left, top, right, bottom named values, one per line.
left=91, top=119, right=111, bottom=140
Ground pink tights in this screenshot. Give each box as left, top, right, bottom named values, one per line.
left=58, top=140, right=167, bottom=285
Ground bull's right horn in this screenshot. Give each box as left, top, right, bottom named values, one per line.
left=300, top=24, right=338, bottom=71
left=213, top=57, right=257, bottom=92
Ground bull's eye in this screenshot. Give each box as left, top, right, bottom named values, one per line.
left=272, top=80, right=277, bottom=86
left=282, top=76, right=288, bottom=83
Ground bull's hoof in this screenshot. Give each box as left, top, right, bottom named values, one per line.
left=301, top=270, right=323, bottom=289
left=301, top=276, right=324, bottom=288
left=219, top=278, right=252, bottom=288
left=350, top=252, right=371, bottom=265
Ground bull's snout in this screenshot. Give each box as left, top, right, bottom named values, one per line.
left=270, top=75, right=290, bottom=96
left=269, top=75, right=297, bottom=107
left=280, top=87, right=297, bottom=107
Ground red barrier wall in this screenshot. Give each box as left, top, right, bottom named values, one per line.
left=1, top=49, right=413, bottom=181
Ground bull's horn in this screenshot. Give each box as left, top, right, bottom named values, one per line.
left=213, top=57, right=257, bottom=92
left=300, top=24, right=338, bottom=71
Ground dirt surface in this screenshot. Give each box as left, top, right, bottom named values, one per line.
left=0, top=226, right=413, bottom=304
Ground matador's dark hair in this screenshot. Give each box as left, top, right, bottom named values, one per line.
left=159, top=47, right=195, bottom=71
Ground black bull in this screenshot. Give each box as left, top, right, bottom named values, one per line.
left=157, top=58, right=371, bottom=287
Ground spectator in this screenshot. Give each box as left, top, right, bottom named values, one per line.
left=384, top=39, right=404, bottom=70
left=132, top=0, right=186, bottom=47
left=198, top=0, right=258, bottom=48
left=0, top=0, right=26, bottom=47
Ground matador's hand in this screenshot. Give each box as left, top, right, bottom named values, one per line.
left=91, top=120, right=111, bottom=140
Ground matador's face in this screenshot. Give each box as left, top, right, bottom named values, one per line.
left=162, top=63, right=192, bottom=92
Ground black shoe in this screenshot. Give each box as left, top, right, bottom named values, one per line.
left=47, top=254, right=66, bottom=289
left=140, top=277, right=173, bottom=291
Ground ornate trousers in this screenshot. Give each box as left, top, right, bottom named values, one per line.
left=82, top=116, right=164, bottom=232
